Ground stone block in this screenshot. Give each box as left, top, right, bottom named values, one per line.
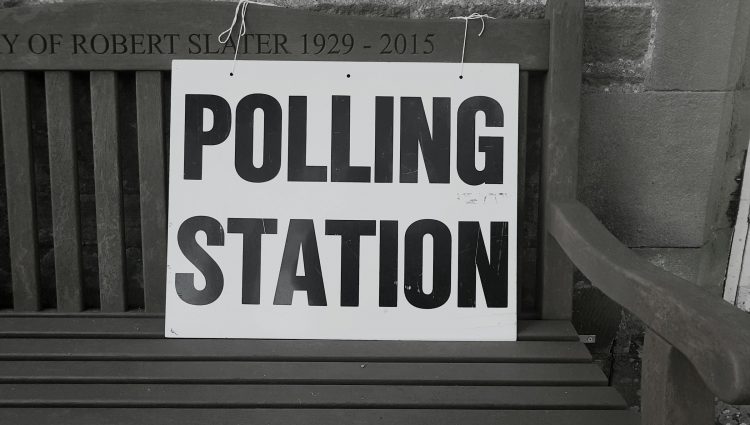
left=582, top=5, right=652, bottom=90
left=646, top=0, right=750, bottom=91
left=583, top=5, right=651, bottom=64
left=578, top=91, right=733, bottom=247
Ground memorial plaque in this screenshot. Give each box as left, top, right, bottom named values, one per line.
left=0, top=2, right=548, bottom=70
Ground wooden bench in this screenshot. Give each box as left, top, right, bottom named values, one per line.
left=0, top=1, right=748, bottom=424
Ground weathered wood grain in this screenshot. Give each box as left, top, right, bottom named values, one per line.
left=44, top=71, right=84, bottom=312
left=539, top=0, right=583, bottom=320
left=135, top=72, right=167, bottom=313
left=550, top=200, right=750, bottom=404
left=0, top=360, right=608, bottom=385
left=0, top=2, right=549, bottom=71
left=0, top=72, right=40, bottom=311
left=90, top=71, right=126, bottom=312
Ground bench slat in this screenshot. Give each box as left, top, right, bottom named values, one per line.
left=135, top=71, right=167, bottom=313
left=518, top=319, right=578, bottom=341
left=90, top=71, right=127, bottom=311
left=45, top=71, right=84, bottom=312
left=0, top=408, right=640, bottom=425
left=517, top=71, right=531, bottom=312
left=0, top=383, right=627, bottom=409
left=0, top=72, right=40, bottom=311
left=0, top=317, right=578, bottom=341
left=0, top=338, right=590, bottom=362
left=0, top=360, right=607, bottom=386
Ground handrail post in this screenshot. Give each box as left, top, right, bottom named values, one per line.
left=540, top=0, right=584, bottom=319
left=642, top=330, right=714, bottom=424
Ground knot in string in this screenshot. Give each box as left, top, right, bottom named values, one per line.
left=450, top=13, right=496, bottom=78
left=218, top=0, right=280, bottom=76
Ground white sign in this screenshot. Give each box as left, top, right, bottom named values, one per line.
left=166, top=60, right=518, bottom=341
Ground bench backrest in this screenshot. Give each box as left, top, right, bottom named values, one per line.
left=0, top=0, right=582, bottom=320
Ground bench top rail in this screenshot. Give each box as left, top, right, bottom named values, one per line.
left=0, top=1, right=549, bottom=71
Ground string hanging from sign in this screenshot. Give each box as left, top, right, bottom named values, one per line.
left=218, top=0, right=280, bottom=76
left=450, top=13, right=496, bottom=78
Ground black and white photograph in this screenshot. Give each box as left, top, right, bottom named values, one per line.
left=0, top=0, right=748, bottom=424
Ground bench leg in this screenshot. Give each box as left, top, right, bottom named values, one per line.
left=641, top=330, right=714, bottom=425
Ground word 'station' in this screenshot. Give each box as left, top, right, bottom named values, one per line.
left=165, top=60, right=519, bottom=341
left=0, top=32, right=436, bottom=56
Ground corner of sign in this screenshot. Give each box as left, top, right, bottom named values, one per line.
left=164, top=322, right=180, bottom=338
left=171, top=58, right=197, bottom=71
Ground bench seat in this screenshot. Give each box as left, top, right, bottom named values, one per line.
left=0, top=316, right=638, bottom=424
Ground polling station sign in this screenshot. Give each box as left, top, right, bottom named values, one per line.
left=165, top=60, right=518, bottom=340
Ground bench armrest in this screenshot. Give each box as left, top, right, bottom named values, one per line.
left=549, top=200, right=750, bottom=404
